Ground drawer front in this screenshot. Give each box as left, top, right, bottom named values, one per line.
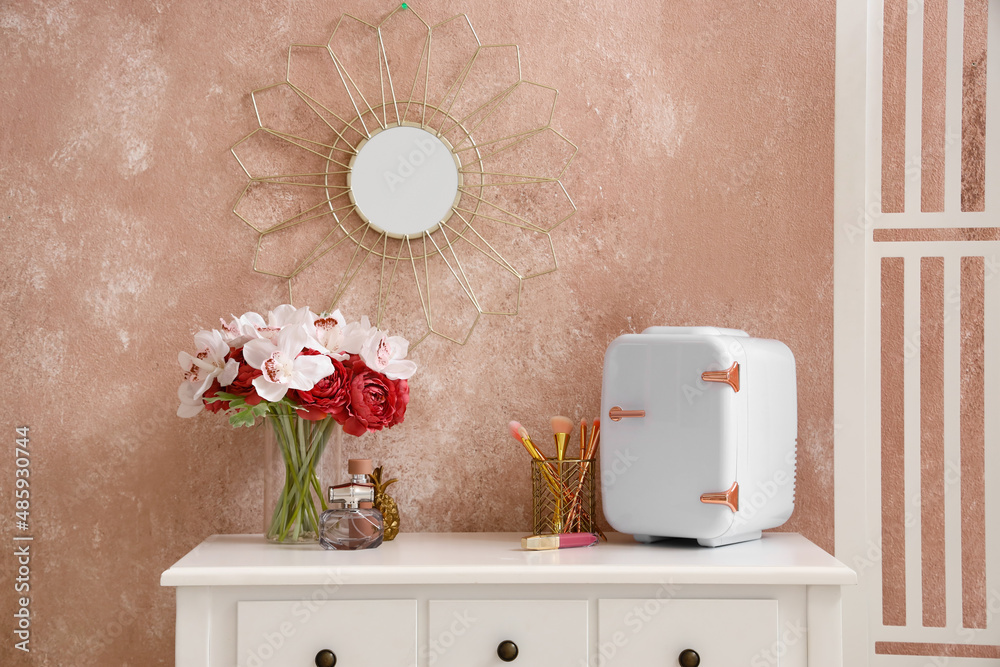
left=237, top=599, right=416, bottom=667
left=428, top=599, right=588, bottom=667
left=598, top=598, right=778, bottom=667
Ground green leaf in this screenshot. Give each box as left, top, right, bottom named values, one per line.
left=229, top=409, right=257, bottom=428
left=210, top=391, right=244, bottom=401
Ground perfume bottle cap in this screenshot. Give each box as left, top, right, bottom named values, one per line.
left=348, top=458, right=373, bottom=475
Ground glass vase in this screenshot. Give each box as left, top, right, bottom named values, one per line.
left=264, top=405, right=343, bottom=544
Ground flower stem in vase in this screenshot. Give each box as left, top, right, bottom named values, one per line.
left=265, top=405, right=338, bottom=544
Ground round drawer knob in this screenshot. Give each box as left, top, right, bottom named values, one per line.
left=315, top=649, right=337, bottom=667
left=678, top=648, right=700, bottom=667
left=497, top=640, right=519, bottom=662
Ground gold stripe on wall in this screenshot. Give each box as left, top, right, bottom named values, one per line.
left=874, top=228, right=1000, bottom=242
left=920, top=256, right=947, bottom=628
left=882, top=256, right=907, bottom=627
left=883, top=0, right=908, bottom=213
left=876, top=642, right=1000, bottom=657
left=962, top=0, right=988, bottom=212
left=922, top=0, right=948, bottom=213
left=960, top=256, right=987, bottom=628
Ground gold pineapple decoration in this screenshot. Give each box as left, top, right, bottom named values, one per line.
left=369, top=466, right=400, bottom=541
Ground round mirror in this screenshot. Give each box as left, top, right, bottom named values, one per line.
left=344, top=125, right=462, bottom=239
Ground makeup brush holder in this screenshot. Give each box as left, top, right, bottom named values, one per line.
left=531, top=459, right=597, bottom=535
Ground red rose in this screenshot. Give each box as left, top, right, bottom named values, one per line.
left=224, top=348, right=263, bottom=406
left=291, top=350, right=351, bottom=422
left=201, top=347, right=263, bottom=412
left=342, top=358, right=407, bottom=436
left=390, top=378, right=409, bottom=427
left=202, top=380, right=227, bottom=413
left=223, top=347, right=263, bottom=405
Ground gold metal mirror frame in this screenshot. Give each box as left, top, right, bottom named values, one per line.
left=231, top=3, right=577, bottom=346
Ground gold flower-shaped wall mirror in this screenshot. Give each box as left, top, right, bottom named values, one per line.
left=231, top=3, right=577, bottom=346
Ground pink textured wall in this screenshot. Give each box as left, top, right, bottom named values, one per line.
left=0, top=1, right=835, bottom=663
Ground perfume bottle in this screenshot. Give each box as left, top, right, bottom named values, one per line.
left=319, top=459, right=384, bottom=550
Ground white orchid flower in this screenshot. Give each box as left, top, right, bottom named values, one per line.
left=176, top=329, right=239, bottom=417
left=310, top=309, right=348, bottom=357
left=267, top=304, right=302, bottom=326
left=238, top=310, right=280, bottom=342
left=237, top=306, right=301, bottom=341
left=177, top=381, right=210, bottom=418
left=340, top=316, right=378, bottom=355
left=235, top=305, right=332, bottom=354
left=243, top=324, right=335, bottom=402
left=276, top=304, right=342, bottom=357
left=219, top=316, right=243, bottom=344
left=358, top=329, right=416, bottom=380
left=218, top=313, right=261, bottom=347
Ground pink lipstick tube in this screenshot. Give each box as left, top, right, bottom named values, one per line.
left=521, top=532, right=599, bottom=551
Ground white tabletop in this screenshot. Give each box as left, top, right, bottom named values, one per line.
left=160, top=532, right=856, bottom=588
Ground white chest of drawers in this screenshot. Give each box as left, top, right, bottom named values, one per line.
left=161, top=532, right=855, bottom=667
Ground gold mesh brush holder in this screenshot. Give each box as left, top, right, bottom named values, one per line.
left=531, top=459, right=597, bottom=535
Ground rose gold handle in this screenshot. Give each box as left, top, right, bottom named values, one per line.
left=700, top=481, right=739, bottom=512
left=701, top=362, right=740, bottom=392
left=608, top=406, right=645, bottom=422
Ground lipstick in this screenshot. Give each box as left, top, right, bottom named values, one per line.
left=521, top=532, right=599, bottom=551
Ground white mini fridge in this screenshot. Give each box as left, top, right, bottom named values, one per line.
left=600, top=326, right=797, bottom=546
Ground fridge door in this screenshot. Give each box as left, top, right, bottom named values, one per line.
left=600, top=333, right=744, bottom=540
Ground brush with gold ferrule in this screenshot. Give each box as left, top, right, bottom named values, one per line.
left=564, top=417, right=606, bottom=538
left=550, top=415, right=573, bottom=461
left=576, top=418, right=587, bottom=530
left=509, top=421, right=561, bottom=497
left=549, top=416, right=574, bottom=531
left=586, top=418, right=600, bottom=460
left=508, top=421, right=543, bottom=461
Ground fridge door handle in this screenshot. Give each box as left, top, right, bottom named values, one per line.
left=700, top=482, right=739, bottom=512
left=608, top=406, right=646, bottom=422
left=701, top=362, right=740, bottom=392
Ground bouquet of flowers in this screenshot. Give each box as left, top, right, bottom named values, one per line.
left=176, top=304, right=415, bottom=542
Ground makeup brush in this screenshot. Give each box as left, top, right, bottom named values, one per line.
left=585, top=418, right=600, bottom=461
left=549, top=415, right=573, bottom=531
left=551, top=415, right=573, bottom=461
left=509, top=421, right=544, bottom=461
left=510, top=421, right=564, bottom=503
left=579, top=418, right=587, bottom=461
left=568, top=417, right=602, bottom=532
